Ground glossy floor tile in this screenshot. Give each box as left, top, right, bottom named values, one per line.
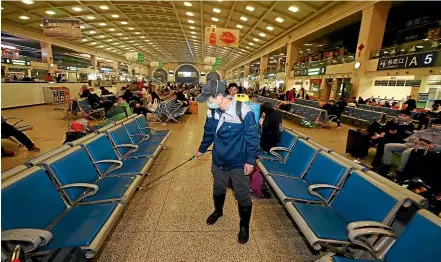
left=2, top=104, right=365, bottom=261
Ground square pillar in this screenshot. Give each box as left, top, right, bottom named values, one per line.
left=352, top=2, right=391, bottom=98
left=40, top=42, right=53, bottom=73
left=285, top=42, right=299, bottom=91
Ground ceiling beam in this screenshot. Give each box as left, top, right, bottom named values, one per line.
left=107, top=0, right=178, bottom=62
left=223, top=1, right=279, bottom=63
left=170, top=1, right=196, bottom=63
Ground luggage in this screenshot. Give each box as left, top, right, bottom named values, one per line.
left=189, top=101, right=198, bottom=114
left=345, top=129, right=370, bottom=159
left=227, top=167, right=267, bottom=198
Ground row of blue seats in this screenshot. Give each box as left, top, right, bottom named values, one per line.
left=257, top=128, right=439, bottom=260
left=254, top=96, right=332, bottom=128
left=1, top=114, right=171, bottom=259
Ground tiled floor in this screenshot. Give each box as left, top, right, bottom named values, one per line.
left=2, top=104, right=364, bottom=261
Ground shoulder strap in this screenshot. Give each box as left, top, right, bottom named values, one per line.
left=236, top=101, right=243, bottom=124
left=210, top=109, right=215, bottom=118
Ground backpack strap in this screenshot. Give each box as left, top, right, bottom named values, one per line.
left=236, top=101, right=243, bottom=124
left=210, top=109, right=215, bottom=118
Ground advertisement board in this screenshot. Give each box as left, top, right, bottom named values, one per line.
left=43, top=18, right=82, bottom=38
left=205, top=27, right=240, bottom=47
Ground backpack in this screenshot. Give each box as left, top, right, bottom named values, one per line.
left=210, top=101, right=243, bottom=123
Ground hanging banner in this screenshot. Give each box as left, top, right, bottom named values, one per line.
left=43, top=18, right=82, bottom=39
left=150, top=61, right=163, bottom=68
left=204, top=27, right=239, bottom=47
left=137, top=53, right=144, bottom=63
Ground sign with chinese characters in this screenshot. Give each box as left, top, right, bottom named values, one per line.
left=405, top=16, right=431, bottom=29
left=150, top=62, right=163, bottom=68
left=294, top=69, right=308, bottom=76
left=374, top=80, right=381, bottom=86
left=381, top=80, right=389, bottom=86
left=43, top=19, right=82, bottom=38
left=377, top=51, right=438, bottom=70
left=307, top=67, right=326, bottom=76
left=396, top=80, right=406, bottom=86
left=204, top=57, right=222, bottom=66
left=204, top=27, right=240, bottom=47
left=137, top=53, right=144, bottom=63
left=388, top=80, right=397, bottom=86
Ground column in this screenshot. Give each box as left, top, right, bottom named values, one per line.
left=351, top=2, right=391, bottom=98
left=259, top=56, right=268, bottom=88
left=113, top=60, right=119, bottom=73
left=90, top=54, right=98, bottom=81
left=243, top=63, right=250, bottom=88
left=329, top=78, right=338, bottom=100
left=40, top=42, right=53, bottom=73
left=285, top=42, right=299, bottom=92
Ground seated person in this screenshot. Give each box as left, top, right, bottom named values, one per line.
left=259, top=102, right=282, bottom=153
left=133, top=102, right=149, bottom=117
left=358, top=96, right=365, bottom=104
left=105, top=96, right=132, bottom=119
left=99, top=86, right=112, bottom=95
left=371, top=110, right=414, bottom=168
left=121, top=86, right=134, bottom=102
left=416, top=100, right=441, bottom=130
left=176, top=89, right=189, bottom=107
left=379, top=118, right=441, bottom=179
left=403, top=98, right=417, bottom=111
left=79, top=85, right=91, bottom=98
left=2, top=121, right=40, bottom=156
left=322, top=99, right=342, bottom=128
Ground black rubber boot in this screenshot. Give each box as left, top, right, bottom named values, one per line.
left=206, top=194, right=225, bottom=225
left=238, top=204, right=252, bottom=244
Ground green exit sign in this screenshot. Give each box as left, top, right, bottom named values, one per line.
left=137, top=53, right=144, bottom=62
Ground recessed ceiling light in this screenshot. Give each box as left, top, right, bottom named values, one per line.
left=120, top=21, right=127, bottom=24
left=135, top=32, right=141, bottom=35
left=120, top=45, right=125, bottom=47
left=190, top=31, right=196, bottom=34
left=246, top=6, right=254, bottom=11
left=72, top=7, right=82, bottom=12
left=144, top=40, right=150, bottom=42
left=80, top=25, right=85, bottom=29
left=288, top=5, right=299, bottom=12
left=128, top=27, right=135, bottom=30
left=128, top=40, right=134, bottom=43
left=236, top=24, right=243, bottom=29
left=89, top=31, right=96, bottom=34
left=240, top=16, right=248, bottom=21
left=246, top=46, right=250, bottom=49
left=253, top=38, right=259, bottom=42
left=259, top=33, right=265, bottom=37
left=213, top=8, right=221, bottom=13
left=19, top=15, right=30, bottom=19
left=149, top=42, right=153, bottom=45
left=22, top=0, right=34, bottom=4
left=106, top=47, right=112, bottom=50
left=192, top=36, right=196, bottom=38
left=184, top=2, right=192, bottom=7
left=123, top=37, right=129, bottom=40
left=188, top=20, right=194, bottom=24
left=111, top=14, right=119, bottom=18
left=99, top=23, right=106, bottom=26
left=112, top=50, right=117, bottom=52
left=39, top=24, right=43, bottom=27
left=140, top=36, right=145, bottom=38
left=45, top=10, right=56, bottom=15
left=266, top=26, right=274, bottom=31
left=81, top=39, right=88, bottom=42
left=186, top=12, right=194, bottom=16
left=98, top=35, right=105, bottom=38
left=249, top=42, right=254, bottom=46
left=106, top=39, right=113, bottom=42
left=91, top=42, right=97, bottom=45
left=87, top=16, right=96, bottom=20
left=117, top=33, right=123, bottom=36
left=211, top=25, right=216, bottom=28
left=212, top=17, right=219, bottom=22
left=108, top=28, right=115, bottom=31
left=275, top=17, right=284, bottom=23
left=189, top=26, right=196, bottom=30
left=98, top=45, right=104, bottom=48
left=99, top=5, right=109, bottom=10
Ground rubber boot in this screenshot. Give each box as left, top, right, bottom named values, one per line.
left=238, top=204, right=252, bottom=244
left=206, top=194, right=225, bottom=225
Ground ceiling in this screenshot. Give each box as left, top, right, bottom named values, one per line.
left=1, top=1, right=332, bottom=69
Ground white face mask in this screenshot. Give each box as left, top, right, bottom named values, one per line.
left=207, top=102, right=220, bottom=109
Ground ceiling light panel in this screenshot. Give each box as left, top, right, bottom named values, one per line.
left=275, top=17, right=284, bottom=23
left=111, top=14, right=119, bottom=18
left=288, top=6, right=299, bottom=12
left=246, top=6, right=254, bottom=11
left=184, top=2, right=192, bottom=7
left=213, top=8, right=221, bottom=13
left=240, top=16, right=248, bottom=21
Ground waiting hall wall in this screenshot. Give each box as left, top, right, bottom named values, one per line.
left=358, top=76, right=414, bottom=100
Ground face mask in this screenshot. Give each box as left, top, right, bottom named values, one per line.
left=207, top=102, right=219, bottom=109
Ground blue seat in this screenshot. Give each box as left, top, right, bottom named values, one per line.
left=259, top=129, right=298, bottom=162
left=123, top=118, right=162, bottom=145
left=43, top=146, right=140, bottom=205
left=134, top=114, right=171, bottom=143
left=266, top=152, right=350, bottom=203
left=323, top=209, right=441, bottom=262
left=258, top=139, right=318, bottom=177
left=82, top=134, right=152, bottom=177
left=1, top=167, right=123, bottom=258
left=107, top=125, right=162, bottom=159
left=24, top=145, right=71, bottom=168
left=286, top=171, right=407, bottom=250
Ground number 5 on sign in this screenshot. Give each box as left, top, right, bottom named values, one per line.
left=424, top=54, right=433, bottom=65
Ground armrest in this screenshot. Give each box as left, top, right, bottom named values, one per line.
left=268, top=147, right=290, bottom=161
left=60, top=183, right=99, bottom=202
left=347, top=221, right=392, bottom=232
left=93, top=160, right=123, bottom=176
left=114, top=144, right=139, bottom=150
left=308, top=184, right=341, bottom=203
left=2, top=229, right=53, bottom=253
left=4, top=117, right=24, bottom=127
left=348, top=227, right=397, bottom=260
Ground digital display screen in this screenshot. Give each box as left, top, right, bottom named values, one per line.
left=177, top=71, right=197, bottom=77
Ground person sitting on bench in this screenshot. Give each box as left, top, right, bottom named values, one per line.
left=322, top=99, right=342, bottom=128
left=259, top=102, right=282, bottom=153
left=371, top=110, right=414, bottom=168
left=1, top=121, right=40, bottom=157
left=379, top=118, right=441, bottom=179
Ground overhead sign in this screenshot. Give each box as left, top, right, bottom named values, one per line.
left=307, top=67, right=326, bottom=76
left=150, top=61, right=163, bottom=68
left=43, top=18, right=82, bottom=39
left=204, top=65, right=213, bottom=71
left=138, top=53, right=144, bottom=63
left=377, top=51, right=438, bottom=71
left=205, top=27, right=240, bottom=47
left=204, top=56, right=222, bottom=66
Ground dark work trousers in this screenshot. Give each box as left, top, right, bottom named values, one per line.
left=372, top=137, right=395, bottom=167
left=1, top=122, right=34, bottom=149
left=211, top=164, right=252, bottom=207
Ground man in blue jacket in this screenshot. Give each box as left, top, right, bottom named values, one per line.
left=196, top=79, right=260, bottom=244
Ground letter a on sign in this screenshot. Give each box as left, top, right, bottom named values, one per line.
left=409, top=56, right=418, bottom=66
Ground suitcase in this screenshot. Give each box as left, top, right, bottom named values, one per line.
left=345, top=129, right=370, bottom=159
left=189, top=101, right=198, bottom=114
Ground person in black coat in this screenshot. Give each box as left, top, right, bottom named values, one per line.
left=322, top=100, right=342, bottom=128
left=259, top=102, right=283, bottom=153
left=371, top=110, right=414, bottom=168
